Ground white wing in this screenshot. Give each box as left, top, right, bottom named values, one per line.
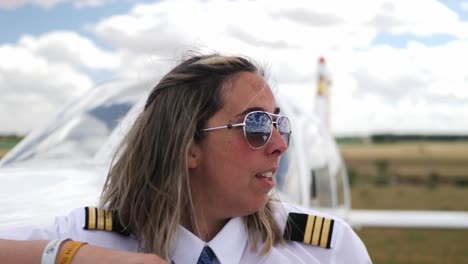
left=348, top=209, right=468, bottom=229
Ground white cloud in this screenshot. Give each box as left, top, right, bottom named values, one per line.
left=329, top=38, right=468, bottom=135
left=461, top=1, right=468, bottom=11
left=373, top=0, right=468, bottom=39
left=18, top=31, right=120, bottom=70
left=93, top=0, right=379, bottom=55
left=73, top=0, right=118, bottom=8
left=0, top=31, right=121, bottom=133
left=3, top=0, right=468, bottom=136
left=0, top=0, right=64, bottom=9
left=0, top=0, right=119, bottom=9
left=0, top=40, right=93, bottom=134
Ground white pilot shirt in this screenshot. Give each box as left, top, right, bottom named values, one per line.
left=0, top=202, right=372, bottom=263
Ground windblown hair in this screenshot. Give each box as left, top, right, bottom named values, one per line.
left=100, top=53, right=284, bottom=260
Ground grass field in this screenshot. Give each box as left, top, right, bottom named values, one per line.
left=2, top=139, right=468, bottom=263
left=345, top=142, right=468, bottom=263
left=0, top=149, right=7, bottom=159
left=341, top=142, right=468, bottom=183
left=340, top=141, right=468, bottom=162
left=351, top=184, right=468, bottom=263
left=352, top=183, right=468, bottom=210
left=356, top=228, right=468, bottom=264
left=0, top=136, right=22, bottom=159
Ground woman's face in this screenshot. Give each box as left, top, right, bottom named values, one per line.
left=190, top=71, right=288, bottom=220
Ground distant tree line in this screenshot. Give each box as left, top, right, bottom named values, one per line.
left=371, top=134, right=468, bottom=143
left=0, top=135, right=23, bottom=141
left=337, top=134, right=468, bottom=144
left=0, top=135, right=24, bottom=149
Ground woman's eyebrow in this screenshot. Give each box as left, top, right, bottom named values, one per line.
left=236, top=107, right=265, bottom=117
left=236, top=106, right=281, bottom=117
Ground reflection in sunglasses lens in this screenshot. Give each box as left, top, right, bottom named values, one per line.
left=277, top=116, right=291, bottom=147
left=245, top=132, right=270, bottom=148
left=245, top=112, right=272, bottom=148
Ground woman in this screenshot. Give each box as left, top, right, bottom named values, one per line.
left=0, top=53, right=371, bottom=263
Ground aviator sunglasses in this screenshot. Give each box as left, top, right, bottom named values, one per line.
left=200, top=111, right=292, bottom=149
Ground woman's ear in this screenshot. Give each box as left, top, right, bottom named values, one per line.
left=187, top=142, right=201, bottom=169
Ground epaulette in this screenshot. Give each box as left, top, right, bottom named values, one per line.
left=283, top=212, right=335, bottom=249
left=83, top=207, right=130, bottom=236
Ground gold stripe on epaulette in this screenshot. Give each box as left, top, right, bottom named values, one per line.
left=303, top=215, right=314, bottom=244
left=85, top=207, right=113, bottom=231
left=320, top=218, right=332, bottom=248
left=97, top=208, right=105, bottom=230
left=311, top=216, right=323, bottom=246
left=84, top=207, right=130, bottom=236
left=105, top=209, right=113, bottom=231
left=283, top=212, right=335, bottom=249
left=88, top=207, right=96, bottom=229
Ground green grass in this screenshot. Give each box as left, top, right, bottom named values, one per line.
left=351, top=184, right=468, bottom=210
left=341, top=142, right=468, bottom=182
left=0, top=137, right=22, bottom=159
left=2, top=139, right=468, bottom=263
left=341, top=142, right=468, bottom=163
left=351, top=184, right=468, bottom=263
left=344, top=142, right=468, bottom=263
left=356, top=228, right=468, bottom=264
left=0, top=140, right=21, bottom=149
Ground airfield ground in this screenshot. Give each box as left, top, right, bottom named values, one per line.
left=0, top=149, right=7, bottom=159
left=1, top=139, right=468, bottom=263
left=343, top=141, right=468, bottom=264
left=352, top=184, right=468, bottom=263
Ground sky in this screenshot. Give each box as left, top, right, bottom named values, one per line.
left=1, top=0, right=468, bottom=137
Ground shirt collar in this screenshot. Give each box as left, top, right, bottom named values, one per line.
left=208, top=217, right=248, bottom=264
left=170, top=224, right=205, bottom=264
left=170, top=217, right=248, bottom=264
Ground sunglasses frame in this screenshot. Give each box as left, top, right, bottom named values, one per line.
left=200, top=110, right=291, bottom=149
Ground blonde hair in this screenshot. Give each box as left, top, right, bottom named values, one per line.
left=100, top=53, right=284, bottom=260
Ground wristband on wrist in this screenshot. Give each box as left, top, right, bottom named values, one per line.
left=57, top=241, right=88, bottom=264
left=41, top=239, right=70, bottom=264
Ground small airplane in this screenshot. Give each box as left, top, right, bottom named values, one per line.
left=1, top=59, right=467, bottom=230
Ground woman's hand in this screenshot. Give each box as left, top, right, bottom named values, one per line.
left=0, top=239, right=169, bottom=264
left=71, top=243, right=169, bottom=264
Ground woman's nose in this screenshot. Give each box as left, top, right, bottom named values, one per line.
left=267, top=127, right=289, bottom=155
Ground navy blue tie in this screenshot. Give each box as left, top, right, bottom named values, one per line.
left=197, top=246, right=216, bottom=264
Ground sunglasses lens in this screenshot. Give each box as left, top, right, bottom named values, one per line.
left=244, top=112, right=272, bottom=148
left=277, top=116, right=291, bottom=146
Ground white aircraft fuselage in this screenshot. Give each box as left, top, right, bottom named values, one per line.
left=1, top=77, right=467, bottom=229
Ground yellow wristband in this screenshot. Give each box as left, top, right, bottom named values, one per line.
left=57, top=241, right=87, bottom=264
